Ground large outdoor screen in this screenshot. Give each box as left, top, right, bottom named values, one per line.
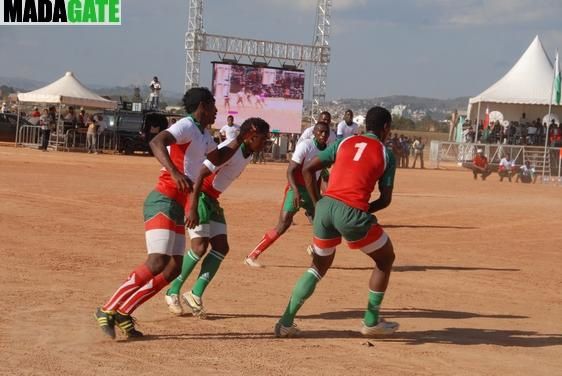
left=211, top=62, right=305, bottom=133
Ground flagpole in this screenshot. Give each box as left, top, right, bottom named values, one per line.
left=542, top=49, right=558, bottom=182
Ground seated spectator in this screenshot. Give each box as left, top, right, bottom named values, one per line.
left=516, top=160, right=537, bottom=184
left=30, top=106, right=41, bottom=118
left=498, top=155, right=514, bottom=182
left=471, top=149, right=491, bottom=180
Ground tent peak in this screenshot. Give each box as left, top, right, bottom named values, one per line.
left=64, top=71, right=75, bottom=77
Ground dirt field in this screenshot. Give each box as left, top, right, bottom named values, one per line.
left=1, top=146, right=561, bottom=376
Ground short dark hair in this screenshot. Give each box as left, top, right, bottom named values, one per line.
left=365, top=106, right=391, bottom=133
left=227, top=115, right=234, bottom=120
left=240, top=117, right=270, bottom=137
left=320, top=111, right=331, bottom=119
left=182, top=87, right=214, bottom=113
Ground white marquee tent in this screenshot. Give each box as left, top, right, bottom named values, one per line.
left=15, top=71, right=117, bottom=148
left=17, top=71, right=117, bottom=109
left=467, top=36, right=561, bottom=124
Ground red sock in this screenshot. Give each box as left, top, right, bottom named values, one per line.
left=102, top=264, right=153, bottom=312
left=248, top=229, right=280, bottom=259
left=118, top=274, right=170, bottom=315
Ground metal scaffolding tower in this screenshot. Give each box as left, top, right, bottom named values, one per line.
left=311, top=0, right=331, bottom=122
left=184, top=0, right=331, bottom=121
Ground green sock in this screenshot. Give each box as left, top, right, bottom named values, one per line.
left=191, top=250, right=225, bottom=298
left=166, top=250, right=200, bottom=296
left=279, top=268, right=321, bottom=326
left=363, top=290, right=385, bottom=327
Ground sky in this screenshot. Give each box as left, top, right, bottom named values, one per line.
left=1, top=0, right=562, bottom=100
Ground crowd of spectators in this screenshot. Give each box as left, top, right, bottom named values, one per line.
left=386, top=133, right=426, bottom=169
left=462, top=112, right=562, bottom=147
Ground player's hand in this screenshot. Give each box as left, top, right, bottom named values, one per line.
left=171, top=171, right=193, bottom=193
left=237, top=125, right=257, bottom=143
left=293, top=191, right=301, bottom=210
left=185, top=208, right=199, bottom=229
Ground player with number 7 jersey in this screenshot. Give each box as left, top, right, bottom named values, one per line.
left=274, top=106, right=399, bottom=339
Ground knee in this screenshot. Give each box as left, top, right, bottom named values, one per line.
left=213, top=243, right=230, bottom=257
left=145, top=254, right=168, bottom=274
left=191, top=241, right=209, bottom=257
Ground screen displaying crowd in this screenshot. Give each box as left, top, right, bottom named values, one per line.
left=212, top=62, right=305, bottom=133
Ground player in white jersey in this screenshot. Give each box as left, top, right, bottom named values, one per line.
left=298, top=111, right=336, bottom=145
left=95, top=88, right=255, bottom=339
left=336, top=109, right=359, bottom=139
left=245, top=122, right=330, bottom=268
left=219, top=115, right=241, bottom=141
left=164, top=118, right=271, bottom=316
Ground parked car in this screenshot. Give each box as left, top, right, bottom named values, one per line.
left=0, top=113, right=32, bottom=142
left=101, top=110, right=181, bottom=155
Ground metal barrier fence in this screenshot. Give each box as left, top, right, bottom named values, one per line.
left=16, top=125, right=42, bottom=148
left=17, top=125, right=117, bottom=152
left=430, top=141, right=561, bottom=175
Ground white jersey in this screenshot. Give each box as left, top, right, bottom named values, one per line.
left=202, top=139, right=252, bottom=199
left=336, top=121, right=359, bottom=139
left=164, top=116, right=216, bottom=183
left=292, top=139, right=324, bottom=183
left=219, top=124, right=240, bottom=141
left=499, top=158, right=513, bottom=171
left=297, top=125, right=336, bottom=145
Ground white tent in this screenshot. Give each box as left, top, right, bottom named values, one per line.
left=17, top=71, right=117, bottom=109
left=15, top=71, right=117, bottom=149
left=467, top=36, right=561, bottom=124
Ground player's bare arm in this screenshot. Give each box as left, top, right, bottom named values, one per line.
left=368, top=185, right=393, bottom=213
left=149, top=130, right=193, bottom=192
left=207, top=125, right=257, bottom=166
left=302, top=157, right=324, bottom=205
left=185, top=164, right=214, bottom=229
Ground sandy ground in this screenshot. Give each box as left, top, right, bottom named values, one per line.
left=0, top=146, right=561, bottom=376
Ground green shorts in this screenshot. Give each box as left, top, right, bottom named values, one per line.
left=282, top=185, right=314, bottom=215
left=312, top=196, right=387, bottom=251
left=188, top=192, right=227, bottom=239
left=196, top=192, right=226, bottom=224
left=143, top=190, right=186, bottom=255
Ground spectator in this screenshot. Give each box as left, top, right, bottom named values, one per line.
left=86, top=115, right=98, bottom=154
left=516, top=160, right=537, bottom=184
left=219, top=115, right=240, bottom=141
left=78, top=108, right=86, bottom=128
left=0, top=102, right=7, bottom=113
left=30, top=106, right=41, bottom=118
left=149, top=76, right=161, bottom=109
left=498, top=155, right=514, bottom=182
left=471, top=149, right=491, bottom=180
left=411, top=137, right=425, bottom=169
left=96, top=114, right=107, bottom=152
left=39, top=109, right=50, bottom=151
left=64, top=106, right=77, bottom=128
left=401, top=136, right=410, bottom=168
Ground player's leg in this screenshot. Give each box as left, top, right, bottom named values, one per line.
left=164, top=236, right=208, bottom=315
left=182, top=197, right=226, bottom=316
left=275, top=197, right=341, bottom=337
left=345, top=222, right=398, bottom=336
left=185, top=230, right=228, bottom=318
left=166, top=192, right=214, bottom=312
left=245, top=186, right=298, bottom=267
left=95, top=191, right=185, bottom=338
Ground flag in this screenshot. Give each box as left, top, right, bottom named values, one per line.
left=483, top=107, right=490, bottom=129
left=555, top=51, right=561, bottom=105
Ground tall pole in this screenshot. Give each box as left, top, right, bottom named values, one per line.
left=542, top=49, right=557, bottom=182
left=475, top=102, right=482, bottom=143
